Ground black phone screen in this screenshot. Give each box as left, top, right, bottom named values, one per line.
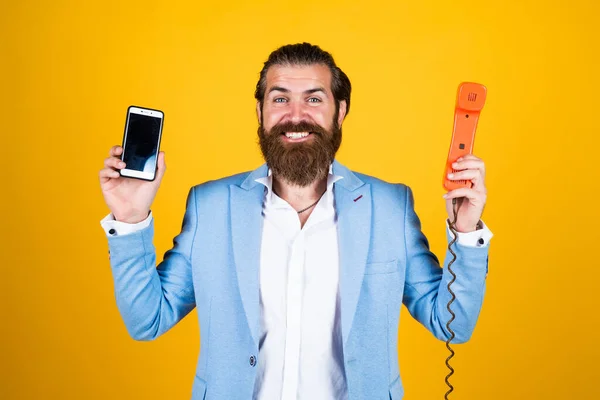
left=122, top=113, right=162, bottom=173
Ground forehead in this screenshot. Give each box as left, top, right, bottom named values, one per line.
left=265, top=64, right=332, bottom=93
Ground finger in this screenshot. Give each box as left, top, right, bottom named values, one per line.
left=99, top=167, right=121, bottom=183
left=452, top=159, right=484, bottom=170
left=448, top=169, right=480, bottom=180
left=109, top=145, right=123, bottom=157
left=104, top=156, right=126, bottom=170
left=456, top=154, right=480, bottom=162
left=452, top=159, right=486, bottom=177
left=448, top=169, right=486, bottom=191
left=444, top=187, right=486, bottom=204
left=155, top=151, right=166, bottom=181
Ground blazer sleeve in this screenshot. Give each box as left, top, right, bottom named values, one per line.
left=106, top=187, right=197, bottom=341
left=401, top=185, right=489, bottom=343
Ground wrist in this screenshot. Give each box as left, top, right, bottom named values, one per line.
left=114, top=210, right=150, bottom=224
left=449, top=220, right=482, bottom=233
left=462, top=220, right=483, bottom=233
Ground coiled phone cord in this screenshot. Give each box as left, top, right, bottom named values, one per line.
left=444, top=197, right=459, bottom=399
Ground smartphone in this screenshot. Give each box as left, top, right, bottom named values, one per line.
left=120, top=105, right=164, bottom=181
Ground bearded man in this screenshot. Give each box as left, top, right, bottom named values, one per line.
left=99, top=42, right=493, bottom=400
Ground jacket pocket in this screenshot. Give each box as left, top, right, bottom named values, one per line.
left=365, top=259, right=398, bottom=275
left=192, top=375, right=207, bottom=400
left=389, top=375, right=404, bottom=399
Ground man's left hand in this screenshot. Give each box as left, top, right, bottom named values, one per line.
left=443, top=154, right=487, bottom=233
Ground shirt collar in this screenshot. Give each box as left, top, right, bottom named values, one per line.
left=254, top=164, right=343, bottom=205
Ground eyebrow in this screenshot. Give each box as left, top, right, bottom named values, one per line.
left=268, top=86, right=328, bottom=95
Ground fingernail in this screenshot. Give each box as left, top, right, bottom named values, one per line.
left=443, top=194, right=448, bottom=198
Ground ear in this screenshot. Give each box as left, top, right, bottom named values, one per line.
left=256, top=101, right=262, bottom=124
left=337, top=100, right=347, bottom=126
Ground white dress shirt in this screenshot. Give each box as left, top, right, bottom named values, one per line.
left=100, top=168, right=493, bottom=400
left=251, top=169, right=347, bottom=400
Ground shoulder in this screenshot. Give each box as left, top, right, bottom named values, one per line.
left=346, top=167, right=413, bottom=225
left=188, top=170, right=254, bottom=203
left=351, top=169, right=411, bottom=203
left=194, top=170, right=252, bottom=190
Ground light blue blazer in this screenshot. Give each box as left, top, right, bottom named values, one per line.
left=106, top=160, right=489, bottom=400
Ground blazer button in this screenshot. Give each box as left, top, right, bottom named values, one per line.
left=249, top=355, right=256, bottom=367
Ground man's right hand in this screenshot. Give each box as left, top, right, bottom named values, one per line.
left=99, top=145, right=166, bottom=224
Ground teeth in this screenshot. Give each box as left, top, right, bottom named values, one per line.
left=285, top=132, right=310, bottom=139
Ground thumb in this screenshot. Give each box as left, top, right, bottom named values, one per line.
left=155, top=151, right=166, bottom=181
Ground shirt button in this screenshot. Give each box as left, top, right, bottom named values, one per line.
left=477, top=238, right=485, bottom=246
left=249, top=355, right=256, bottom=367
left=108, top=228, right=117, bottom=236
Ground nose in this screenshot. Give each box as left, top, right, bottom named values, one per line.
left=289, top=100, right=304, bottom=123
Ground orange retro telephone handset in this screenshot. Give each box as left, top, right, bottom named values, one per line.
left=442, top=82, right=487, bottom=399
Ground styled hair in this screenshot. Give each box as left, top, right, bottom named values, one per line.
left=254, top=42, right=351, bottom=116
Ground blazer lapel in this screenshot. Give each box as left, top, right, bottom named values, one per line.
left=333, top=160, right=372, bottom=346
left=230, top=164, right=268, bottom=348
left=229, top=161, right=371, bottom=349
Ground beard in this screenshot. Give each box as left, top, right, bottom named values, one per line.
left=257, top=113, right=342, bottom=187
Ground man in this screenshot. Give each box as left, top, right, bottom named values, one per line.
left=99, top=43, right=492, bottom=400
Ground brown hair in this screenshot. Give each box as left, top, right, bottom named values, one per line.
left=254, top=42, right=352, bottom=116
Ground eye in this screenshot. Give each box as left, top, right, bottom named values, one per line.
left=307, top=97, right=322, bottom=103
left=274, top=97, right=287, bottom=103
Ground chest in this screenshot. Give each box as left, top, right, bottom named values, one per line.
left=258, top=210, right=340, bottom=310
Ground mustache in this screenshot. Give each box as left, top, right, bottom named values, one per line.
left=268, top=120, right=328, bottom=136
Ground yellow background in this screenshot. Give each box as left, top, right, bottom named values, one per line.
left=2, top=0, right=599, bottom=398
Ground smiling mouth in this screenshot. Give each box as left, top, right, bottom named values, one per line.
left=283, top=132, right=313, bottom=139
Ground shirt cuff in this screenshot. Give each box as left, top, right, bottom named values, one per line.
left=100, top=211, right=153, bottom=237
left=446, top=219, right=493, bottom=248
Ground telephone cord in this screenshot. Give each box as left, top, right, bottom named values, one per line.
left=444, top=197, right=459, bottom=399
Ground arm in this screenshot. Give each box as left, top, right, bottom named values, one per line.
left=105, top=187, right=197, bottom=341
left=402, top=185, right=489, bottom=343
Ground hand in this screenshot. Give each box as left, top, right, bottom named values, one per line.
left=99, top=145, right=166, bottom=223
left=443, top=154, right=487, bottom=233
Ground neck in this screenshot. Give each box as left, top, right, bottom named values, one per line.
left=272, top=174, right=328, bottom=206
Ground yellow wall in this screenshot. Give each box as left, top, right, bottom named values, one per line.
left=2, top=0, right=598, bottom=398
